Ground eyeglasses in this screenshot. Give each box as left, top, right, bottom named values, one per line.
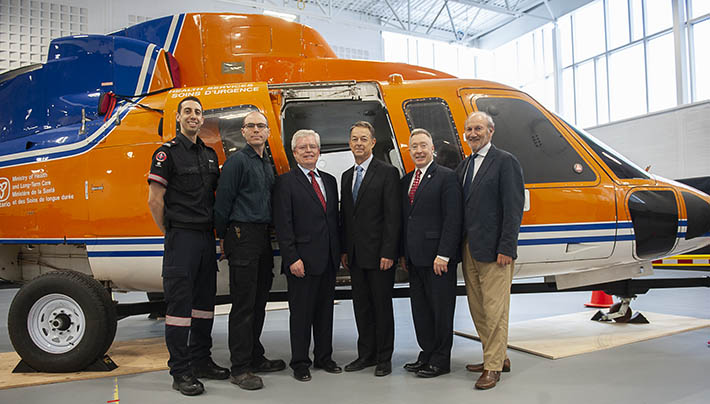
left=244, top=123, right=268, bottom=129
left=295, top=144, right=319, bottom=151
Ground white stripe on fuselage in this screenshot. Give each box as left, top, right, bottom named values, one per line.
left=163, top=15, right=179, bottom=53
left=0, top=103, right=133, bottom=166
left=134, top=43, right=157, bottom=96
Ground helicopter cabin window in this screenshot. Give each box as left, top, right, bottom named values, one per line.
left=475, top=97, right=597, bottom=184
left=566, top=122, right=651, bottom=180
left=282, top=100, right=396, bottom=168
left=403, top=98, right=463, bottom=170
left=199, top=105, right=260, bottom=159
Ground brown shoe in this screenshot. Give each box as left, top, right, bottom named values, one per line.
left=475, top=370, right=501, bottom=390
left=466, top=358, right=510, bottom=373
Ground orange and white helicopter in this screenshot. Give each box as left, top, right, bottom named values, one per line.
left=1, top=13, right=709, bottom=373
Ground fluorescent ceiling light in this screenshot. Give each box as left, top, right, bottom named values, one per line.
left=263, top=9, right=297, bottom=22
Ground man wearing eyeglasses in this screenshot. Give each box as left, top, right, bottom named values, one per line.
left=273, top=129, right=341, bottom=382
left=214, top=110, right=286, bottom=391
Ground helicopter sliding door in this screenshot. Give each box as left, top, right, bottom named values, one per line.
left=276, top=81, right=403, bottom=191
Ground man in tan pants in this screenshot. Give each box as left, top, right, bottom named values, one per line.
left=454, top=112, right=525, bottom=390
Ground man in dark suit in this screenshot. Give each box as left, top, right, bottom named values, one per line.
left=399, top=129, right=462, bottom=378
left=273, top=129, right=342, bottom=382
left=340, top=121, right=401, bottom=377
left=455, top=111, right=525, bottom=390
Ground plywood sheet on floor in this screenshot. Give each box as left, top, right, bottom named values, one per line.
left=0, top=300, right=336, bottom=389
left=0, top=337, right=168, bottom=390
left=455, top=311, right=710, bottom=359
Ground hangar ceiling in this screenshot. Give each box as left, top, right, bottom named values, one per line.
left=223, top=0, right=594, bottom=48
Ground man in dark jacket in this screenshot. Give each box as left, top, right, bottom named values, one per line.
left=273, top=129, right=342, bottom=382
left=455, top=111, right=525, bottom=390
left=400, top=128, right=462, bottom=378
left=340, top=121, right=401, bottom=377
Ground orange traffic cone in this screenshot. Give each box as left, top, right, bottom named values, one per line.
left=585, top=290, right=613, bottom=308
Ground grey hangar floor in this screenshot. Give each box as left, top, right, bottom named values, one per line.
left=0, top=269, right=708, bottom=404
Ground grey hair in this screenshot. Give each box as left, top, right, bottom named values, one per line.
left=409, top=128, right=432, bottom=140
left=291, top=129, right=321, bottom=150
left=467, top=111, right=495, bottom=130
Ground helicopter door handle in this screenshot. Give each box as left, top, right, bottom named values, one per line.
left=91, top=185, right=104, bottom=191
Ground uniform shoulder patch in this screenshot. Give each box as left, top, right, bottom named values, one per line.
left=155, top=151, right=168, bottom=162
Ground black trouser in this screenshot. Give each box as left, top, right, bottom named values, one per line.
left=225, top=222, right=274, bottom=375
left=409, top=261, right=457, bottom=370
left=286, top=269, right=336, bottom=370
left=162, top=228, right=217, bottom=377
left=349, top=259, right=395, bottom=363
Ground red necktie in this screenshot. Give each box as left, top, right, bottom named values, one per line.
left=408, top=169, right=421, bottom=204
left=309, top=171, right=327, bottom=211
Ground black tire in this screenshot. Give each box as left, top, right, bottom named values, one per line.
left=8, top=271, right=117, bottom=372
left=609, top=302, right=633, bottom=323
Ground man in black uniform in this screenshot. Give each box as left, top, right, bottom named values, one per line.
left=214, top=110, right=286, bottom=391
left=147, top=96, right=229, bottom=396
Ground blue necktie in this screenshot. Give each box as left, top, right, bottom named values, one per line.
left=352, top=166, right=364, bottom=202
left=463, top=153, right=478, bottom=197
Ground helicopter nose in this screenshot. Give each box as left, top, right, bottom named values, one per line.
left=682, top=191, right=710, bottom=239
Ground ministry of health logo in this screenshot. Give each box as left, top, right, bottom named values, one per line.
left=0, top=177, right=10, bottom=202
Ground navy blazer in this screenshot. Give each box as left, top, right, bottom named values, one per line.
left=340, top=157, right=402, bottom=269
left=273, top=167, right=340, bottom=275
left=455, top=144, right=525, bottom=262
left=401, top=163, right=463, bottom=266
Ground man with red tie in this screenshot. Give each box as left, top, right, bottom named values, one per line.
left=273, top=129, right=342, bottom=382
left=399, top=128, right=462, bottom=378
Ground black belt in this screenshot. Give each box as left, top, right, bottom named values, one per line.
left=230, top=222, right=270, bottom=229
left=170, top=221, right=214, bottom=231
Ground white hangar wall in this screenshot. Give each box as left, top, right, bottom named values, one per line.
left=0, top=0, right=384, bottom=74
left=587, top=100, right=710, bottom=180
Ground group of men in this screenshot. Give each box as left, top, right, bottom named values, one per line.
left=147, top=96, right=525, bottom=396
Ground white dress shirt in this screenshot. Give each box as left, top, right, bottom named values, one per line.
left=408, top=160, right=449, bottom=264
left=408, top=160, right=433, bottom=193
left=298, top=164, right=326, bottom=202
left=471, top=141, right=492, bottom=181
left=352, top=153, right=374, bottom=192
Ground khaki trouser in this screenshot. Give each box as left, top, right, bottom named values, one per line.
left=462, top=239, right=514, bottom=372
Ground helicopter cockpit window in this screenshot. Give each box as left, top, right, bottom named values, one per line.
left=565, top=121, right=651, bottom=180
left=282, top=100, right=396, bottom=168
left=200, top=105, right=260, bottom=159
left=403, top=98, right=463, bottom=170
left=475, top=97, right=597, bottom=184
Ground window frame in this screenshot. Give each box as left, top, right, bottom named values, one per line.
left=401, top=97, right=464, bottom=166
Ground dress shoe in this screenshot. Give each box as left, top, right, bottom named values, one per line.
left=230, top=372, right=264, bottom=390
left=172, top=374, right=204, bottom=396
left=251, top=358, right=286, bottom=373
left=374, top=361, right=392, bottom=377
left=416, top=364, right=449, bottom=378
left=403, top=360, right=427, bottom=372
left=466, top=358, right=510, bottom=373
left=344, top=358, right=377, bottom=372
left=293, top=367, right=312, bottom=382
left=475, top=370, right=501, bottom=390
left=192, top=358, right=230, bottom=380
left=314, top=360, right=342, bottom=374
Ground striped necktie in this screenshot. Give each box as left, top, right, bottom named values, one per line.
left=309, top=171, right=326, bottom=211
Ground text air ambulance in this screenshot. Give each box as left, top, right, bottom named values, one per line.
left=1, top=13, right=709, bottom=373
